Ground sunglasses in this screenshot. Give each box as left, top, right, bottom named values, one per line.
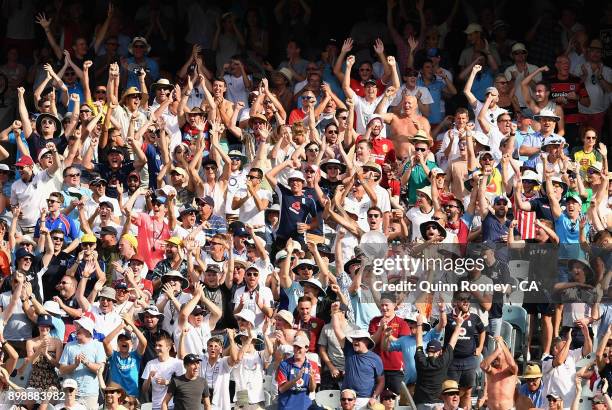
left=367, top=214, right=381, bottom=218
left=307, top=148, right=319, bottom=153
left=341, top=398, right=355, bottom=402
left=246, top=175, right=260, bottom=180
left=47, top=198, right=60, bottom=204
left=415, top=147, right=427, bottom=152
left=230, top=157, right=242, bottom=161
left=80, top=110, right=92, bottom=114
left=338, top=116, right=348, bottom=120
left=52, top=236, right=64, bottom=242
left=444, top=392, right=460, bottom=397
left=66, top=173, right=81, bottom=177
left=204, top=166, right=217, bottom=170
left=95, top=89, right=107, bottom=94
left=246, top=271, right=259, bottom=277
left=327, top=129, right=339, bottom=134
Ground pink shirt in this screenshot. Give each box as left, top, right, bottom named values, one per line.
left=134, top=213, right=170, bottom=268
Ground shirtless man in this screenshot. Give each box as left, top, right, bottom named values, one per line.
left=521, top=66, right=565, bottom=135
left=376, top=92, right=431, bottom=159
left=480, top=336, right=518, bottom=410
left=208, top=78, right=235, bottom=131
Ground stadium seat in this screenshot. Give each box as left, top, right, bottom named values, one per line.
left=10, top=358, right=31, bottom=388
left=500, top=320, right=515, bottom=354
left=503, top=305, right=529, bottom=366
left=399, top=382, right=417, bottom=409
left=508, top=260, right=530, bottom=280
left=315, top=390, right=341, bottom=408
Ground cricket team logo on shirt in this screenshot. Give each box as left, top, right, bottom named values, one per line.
left=290, top=201, right=301, bottom=214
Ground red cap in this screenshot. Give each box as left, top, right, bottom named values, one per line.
left=15, top=156, right=34, bottom=167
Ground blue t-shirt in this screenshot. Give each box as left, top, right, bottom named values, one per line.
left=144, top=144, right=163, bottom=190
left=519, top=382, right=544, bottom=408
left=277, top=358, right=317, bottom=410
left=34, top=214, right=81, bottom=242
left=471, top=69, right=494, bottom=102
left=342, top=343, right=384, bottom=398
left=50, top=315, right=65, bottom=341
left=59, top=340, right=106, bottom=396
left=109, top=350, right=142, bottom=396
left=125, top=57, right=160, bottom=89
left=555, top=212, right=588, bottom=260
left=389, top=329, right=441, bottom=384
left=274, top=184, right=318, bottom=240
left=418, top=78, right=446, bottom=124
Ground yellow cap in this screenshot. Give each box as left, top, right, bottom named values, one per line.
left=165, top=237, right=182, bottom=247
left=121, top=233, right=138, bottom=249
left=81, top=233, right=97, bottom=244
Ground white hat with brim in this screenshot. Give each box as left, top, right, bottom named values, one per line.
left=541, top=136, right=567, bottom=150
left=464, top=23, right=483, bottom=34
left=521, top=170, right=542, bottom=183
left=151, top=78, right=174, bottom=93
left=235, top=309, right=256, bottom=326
left=62, top=379, right=78, bottom=389
left=74, top=317, right=95, bottom=336
left=472, top=131, right=490, bottom=147
left=293, top=259, right=320, bottom=275
left=419, top=220, right=448, bottom=240
left=533, top=108, right=561, bottom=122
left=287, top=170, right=306, bottom=183
left=346, top=329, right=375, bottom=349
left=298, top=277, right=326, bottom=296
left=128, top=37, right=151, bottom=54
left=320, top=159, right=347, bottom=174
left=42, top=300, right=63, bottom=316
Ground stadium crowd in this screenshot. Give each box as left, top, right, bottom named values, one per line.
left=0, top=0, right=611, bottom=409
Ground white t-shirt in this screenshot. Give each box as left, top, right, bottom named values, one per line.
left=173, top=317, right=212, bottom=356
left=504, top=64, right=541, bottom=108
left=233, top=286, right=274, bottom=332
left=231, top=351, right=266, bottom=404
left=225, top=169, right=247, bottom=216
left=390, top=84, right=434, bottom=113
left=406, top=207, right=434, bottom=241
left=161, top=292, right=193, bottom=335
left=233, top=188, right=273, bottom=230
left=173, top=225, right=207, bottom=247
left=201, top=355, right=233, bottom=409
left=90, top=304, right=123, bottom=347
left=84, top=195, right=122, bottom=220
left=542, top=348, right=583, bottom=408
left=436, top=128, right=463, bottom=170
left=348, top=89, right=386, bottom=135
left=576, top=64, right=612, bottom=114
left=223, top=74, right=252, bottom=105
left=473, top=100, right=507, bottom=133
left=142, top=357, right=185, bottom=409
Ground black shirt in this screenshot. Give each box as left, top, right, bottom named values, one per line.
left=43, top=252, right=72, bottom=299
left=413, top=346, right=454, bottom=404
left=444, top=313, right=485, bottom=359
left=168, top=374, right=209, bottom=410
left=483, top=261, right=515, bottom=319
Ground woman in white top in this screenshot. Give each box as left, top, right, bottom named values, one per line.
left=189, top=123, right=231, bottom=218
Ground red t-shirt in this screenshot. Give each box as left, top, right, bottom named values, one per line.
left=369, top=315, right=410, bottom=370
left=547, top=74, right=588, bottom=124
left=288, top=108, right=307, bottom=125
left=350, top=78, right=386, bottom=98
left=297, top=316, right=325, bottom=353
left=356, top=135, right=396, bottom=165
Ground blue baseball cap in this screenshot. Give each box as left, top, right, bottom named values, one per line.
left=427, top=340, right=443, bottom=352
left=427, top=48, right=441, bottom=57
